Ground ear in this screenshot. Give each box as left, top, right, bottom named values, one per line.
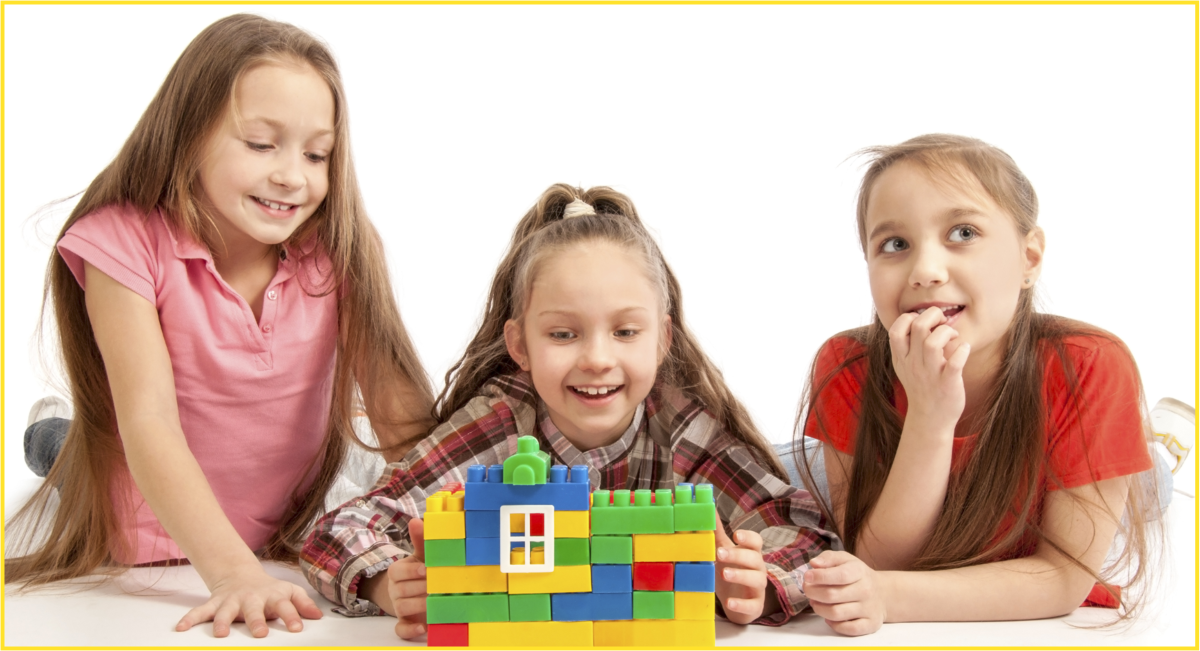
left=1022, top=227, right=1045, bottom=286
left=658, top=314, right=674, bottom=366
left=504, top=319, right=529, bottom=371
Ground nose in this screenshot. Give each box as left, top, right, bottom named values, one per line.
left=269, top=152, right=306, bottom=190
left=578, top=334, right=615, bottom=373
left=907, top=243, right=949, bottom=288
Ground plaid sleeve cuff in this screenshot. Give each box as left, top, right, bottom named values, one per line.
left=752, top=562, right=811, bottom=626
left=333, top=542, right=410, bottom=617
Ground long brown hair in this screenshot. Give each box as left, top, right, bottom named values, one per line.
left=5, top=14, right=435, bottom=586
left=437, top=183, right=787, bottom=480
left=796, top=134, right=1158, bottom=617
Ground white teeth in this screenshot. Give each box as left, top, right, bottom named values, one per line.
left=586, top=387, right=598, bottom=395
left=575, top=386, right=618, bottom=396
left=915, top=308, right=926, bottom=315
left=257, top=197, right=294, bottom=211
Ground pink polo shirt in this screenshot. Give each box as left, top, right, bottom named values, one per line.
left=58, top=204, right=338, bottom=564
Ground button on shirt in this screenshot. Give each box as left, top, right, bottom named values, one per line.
left=58, top=205, right=338, bottom=564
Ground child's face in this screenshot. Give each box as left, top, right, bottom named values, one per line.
left=198, top=61, right=334, bottom=258
left=864, top=160, right=1044, bottom=377
left=505, top=241, right=671, bottom=451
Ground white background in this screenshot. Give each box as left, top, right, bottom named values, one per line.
left=4, top=5, right=1196, bottom=494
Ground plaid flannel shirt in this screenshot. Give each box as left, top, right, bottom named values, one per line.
left=300, top=372, right=839, bottom=625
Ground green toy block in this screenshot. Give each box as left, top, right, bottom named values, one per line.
left=591, top=488, right=674, bottom=534
left=591, top=535, right=633, bottom=564
left=633, top=590, right=675, bottom=619
left=424, top=539, right=466, bottom=567
left=427, top=593, right=509, bottom=624
left=503, top=435, right=551, bottom=485
left=554, top=538, right=590, bottom=566
left=674, top=484, right=716, bottom=532
left=508, top=593, right=551, bottom=622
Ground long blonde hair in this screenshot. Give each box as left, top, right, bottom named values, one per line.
left=437, top=183, right=787, bottom=480
left=797, top=134, right=1159, bottom=619
left=6, top=13, right=435, bottom=585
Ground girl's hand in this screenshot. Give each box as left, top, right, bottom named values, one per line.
left=387, top=518, right=429, bottom=640
left=888, top=307, right=970, bottom=429
left=175, top=564, right=324, bottom=637
left=803, top=550, right=886, bottom=636
left=714, top=524, right=779, bottom=624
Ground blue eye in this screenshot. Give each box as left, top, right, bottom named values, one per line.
left=948, top=225, right=978, bottom=243
left=880, top=237, right=908, bottom=253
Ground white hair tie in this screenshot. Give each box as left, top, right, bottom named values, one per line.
left=563, top=199, right=596, bottom=219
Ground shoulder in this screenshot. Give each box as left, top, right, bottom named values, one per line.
left=645, top=382, right=720, bottom=448
left=1037, top=319, right=1138, bottom=385
left=814, top=330, right=870, bottom=384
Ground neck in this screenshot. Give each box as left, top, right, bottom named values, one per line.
left=957, top=339, right=1004, bottom=437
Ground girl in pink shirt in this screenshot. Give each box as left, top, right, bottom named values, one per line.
left=5, top=14, right=435, bottom=639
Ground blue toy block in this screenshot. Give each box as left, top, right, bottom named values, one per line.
left=674, top=562, right=716, bottom=593
left=464, top=463, right=590, bottom=511
left=551, top=592, right=633, bottom=622
left=465, top=537, right=500, bottom=566
left=466, top=510, right=500, bottom=538
left=591, top=564, right=633, bottom=593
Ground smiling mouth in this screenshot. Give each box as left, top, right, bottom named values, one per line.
left=571, top=385, right=624, bottom=399
left=253, top=196, right=298, bottom=211
left=913, top=305, right=965, bottom=318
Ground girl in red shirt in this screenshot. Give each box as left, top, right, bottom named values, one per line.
left=795, top=134, right=1161, bottom=635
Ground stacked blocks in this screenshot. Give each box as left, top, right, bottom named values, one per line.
left=424, top=436, right=717, bottom=647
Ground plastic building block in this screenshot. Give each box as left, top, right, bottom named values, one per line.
left=590, top=489, right=674, bottom=535
left=508, top=593, right=551, bottom=622
left=503, top=435, right=551, bottom=485
left=632, top=562, right=674, bottom=591
left=427, top=623, right=469, bottom=646
left=465, top=537, right=500, bottom=566
left=509, top=546, right=544, bottom=566
left=591, top=535, right=633, bottom=564
left=463, top=465, right=590, bottom=511
left=467, top=621, right=592, bottom=647
left=507, top=564, right=591, bottom=594
left=425, top=490, right=466, bottom=540
left=553, top=538, right=590, bottom=565
left=673, top=483, right=717, bottom=532
left=591, top=564, right=633, bottom=593
left=675, top=591, right=715, bottom=620
left=553, top=510, right=589, bottom=538
left=633, top=590, right=675, bottom=619
left=597, top=620, right=714, bottom=646
left=465, top=510, right=500, bottom=538
left=674, top=561, right=716, bottom=592
left=426, top=593, right=508, bottom=623
left=633, top=531, right=715, bottom=562
left=551, top=592, right=633, bottom=621
left=592, top=620, right=635, bottom=646
left=426, top=565, right=507, bottom=594
left=425, top=538, right=466, bottom=567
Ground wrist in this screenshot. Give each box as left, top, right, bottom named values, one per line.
left=900, top=413, right=957, bottom=445
left=876, top=571, right=900, bottom=623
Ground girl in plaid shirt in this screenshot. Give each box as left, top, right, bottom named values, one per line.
left=301, top=184, right=840, bottom=639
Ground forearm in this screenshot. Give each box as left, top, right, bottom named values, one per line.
left=121, top=414, right=259, bottom=582
left=856, top=418, right=955, bottom=569
left=878, top=553, right=1096, bottom=622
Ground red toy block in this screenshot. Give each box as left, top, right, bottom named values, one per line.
left=632, top=562, right=674, bottom=591
left=427, top=623, right=468, bottom=646
left=530, top=512, right=544, bottom=536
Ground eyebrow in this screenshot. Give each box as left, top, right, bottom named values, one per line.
left=867, top=220, right=901, bottom=242
left=536, top=307, right=651, bottom=318
left=244, top=116, right=334, bottom=138
left=867, top=207, right=988, bottom=241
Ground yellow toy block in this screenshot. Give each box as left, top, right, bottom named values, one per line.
left=598, top=620, right=715, bottom=646
left=592, top=620, right=635, bottom=646
left=469, top=621, right=592, bottom=647
left=425, top=490, right=465, bottom=540
left=633, top=531, right=715, bottom=562
left=426, top=565, right=507, bottom=594
left=509, top=546, right=545, bottom=565
left=675, top=591, right=716, bottom=620
left=507, top=564, right=591, bottom=594
left=555, top=510, right=589, bottom=538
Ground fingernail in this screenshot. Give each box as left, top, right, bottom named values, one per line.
left=417, top=565, right=426, bottom=576
left=717, top=548, right=728, bottom=560
left=727, top=598, right=739, bottom=612
left=416, top=624, right=426, bottom=635
left=724, top=568, right=734, bottom=580
left=289, top=621, right=302, bottom=632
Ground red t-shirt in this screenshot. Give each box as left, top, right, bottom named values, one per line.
left=805, top=330, right=1152, bottom=561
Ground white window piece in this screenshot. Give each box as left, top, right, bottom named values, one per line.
left=499, top=504, right=555, bottom=573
